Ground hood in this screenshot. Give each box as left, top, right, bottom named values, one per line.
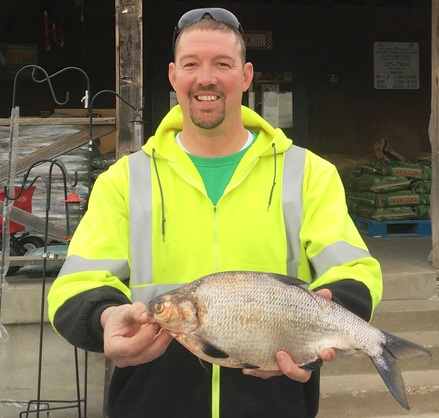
left=142, top=105, right=293, bottom=159
left=142, top=105, right=295, bottom=240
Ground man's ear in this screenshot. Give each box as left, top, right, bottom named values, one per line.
left=242, top=62, right=254, bottom=92
left=169, top=62, right=176, bottom=90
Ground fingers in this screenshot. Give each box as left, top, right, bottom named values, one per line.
left=276, top=352, right=312, bottom=383
left=321, top=347, right=337, bottom=362
left=110, top=327, right=174, bottom=368
left=316, top=288, right=332, bottom=300
left=101, top=304, right=173, bottom=367
left=243, top=348, right=337, bottom=382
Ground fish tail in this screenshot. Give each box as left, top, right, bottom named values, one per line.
left=370, top=331, right=431, bottom=411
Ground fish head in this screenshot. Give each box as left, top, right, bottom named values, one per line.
left=147, top=294, right=200, bottom=335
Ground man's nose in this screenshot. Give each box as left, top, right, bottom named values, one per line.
left=197, top=65, right=217, bottom=85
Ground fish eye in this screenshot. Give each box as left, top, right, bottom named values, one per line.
left=154, top=302, right=164, bottom=313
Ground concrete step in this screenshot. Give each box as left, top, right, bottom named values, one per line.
left=371, top=415, right=439, bottom=418
left=322, top=331, right=439, bottom=376
left=371, top=298, right=439, bottom=332
left=381, top=270, right=437, bottom=301
left=319, top=369, right=439, bottom=417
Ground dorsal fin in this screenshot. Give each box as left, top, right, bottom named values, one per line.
left=265, top=272, right=309, bottom=288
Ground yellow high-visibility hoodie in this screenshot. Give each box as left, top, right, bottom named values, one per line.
left=48, top=105, right=382, bottom=418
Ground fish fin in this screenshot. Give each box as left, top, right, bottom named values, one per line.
left=241, top=363, right=260, bottom=369
left=266, top=273, right=308, bottom=288
left=370, top=332, right=430, bottom=411
left=300, top=358, right=323, bottom=371
left=198, top=358, right=211, bottom=373
left=370, top=349, right=409, bottom=410
left=195, top=337, right=230, bottom=359
left=382, top=331, right=431, bottom=359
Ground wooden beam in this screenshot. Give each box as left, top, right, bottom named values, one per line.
left=8, top=255, right=66, bottom=267
left=115, top=0, right=143, bottom=159
left=0, top=117, right=115, bottom=126
left=432, top=0, right=439, bottom=268
left=0, top=124, right=115, bottom=183
left=0, top=201, right=68, bottom=240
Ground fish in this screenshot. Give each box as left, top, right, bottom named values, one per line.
left=146, top=271, right=431, bottom=410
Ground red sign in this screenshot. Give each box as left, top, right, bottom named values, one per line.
left=245, top=30, right=273, bottom=50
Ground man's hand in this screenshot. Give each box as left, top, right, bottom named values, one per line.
left=242, top=288, right=337, bottom=382
left=101, top=302, right=173, bottom=368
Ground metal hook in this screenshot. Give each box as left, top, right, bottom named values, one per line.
left=30, top=66, right=91, bottom=110
left=90, top=89, right=144, bottom=112
left=12, top=65, right=70, bottom=108
left=86, top=89, right=144, bottom=193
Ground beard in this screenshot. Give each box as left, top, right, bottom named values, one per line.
left=188, top=88, right=226, bottom=129
left=189, top=106, right=225, bottom=129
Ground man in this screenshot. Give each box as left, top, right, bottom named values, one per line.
left=48, top=8, right=382, bottom=418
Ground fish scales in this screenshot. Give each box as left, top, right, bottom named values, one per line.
left=147, top=271, right=431, bottom=410
left=182, top=272, right=383, bottom=368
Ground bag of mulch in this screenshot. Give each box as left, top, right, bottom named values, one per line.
left=92, top=152, right=117, bottom=169
left=342, top=172, right=360, bottom=191
left=414, top=205, right=431, bottom=220
left=352, top=204, right=415, bottom=221
left=355, top=174, right=411, bottom=193
left=373, top=139, right=405, bottom=162
left=411, top=180, right=432, bottom=194
left=348, top=191, right=427, bottom=208
left=362, top=161, right=428, bottom=180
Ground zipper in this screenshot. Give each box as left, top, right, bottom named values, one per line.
left=211, top=205, right=220, bottom=418
left=211, top=364, right=221, bottom=418
left=213, top=206, right=218, bottom=272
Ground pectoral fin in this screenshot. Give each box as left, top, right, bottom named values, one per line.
left=195, top=336, right=230, bottom=359
left=300, top=358, right=323, bottom=371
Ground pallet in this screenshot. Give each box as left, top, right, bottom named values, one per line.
left=351, top=215, right=431, bottom=238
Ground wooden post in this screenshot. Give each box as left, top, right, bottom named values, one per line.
left=115, top=0, right=143, bottom=159
left=101, top=2, right=144, bottom=415
left=432, top=0, right=439, bottom=268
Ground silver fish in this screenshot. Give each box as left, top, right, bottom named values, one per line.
left=146, top=271, right=431, bottom=410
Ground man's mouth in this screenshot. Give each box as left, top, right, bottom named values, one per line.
left=195, top=95, right=219, bottom=102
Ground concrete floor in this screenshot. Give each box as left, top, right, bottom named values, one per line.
left=363, top=235, right=436, bottom=276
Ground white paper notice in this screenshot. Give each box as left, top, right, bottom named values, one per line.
left=374, top=42, right=419, bottom=90
left=262, top=84, right=279, bottom=127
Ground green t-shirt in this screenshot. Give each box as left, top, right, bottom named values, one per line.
left=186, top=133, right=256, bottom=205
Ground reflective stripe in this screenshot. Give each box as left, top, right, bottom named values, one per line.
left=282, top=145, right=306, bottom=277
left=211, top=365, right=220, bottom=418
left=132, top=283, right=183, bottom=303
left=58, top=255, right=130, bottom=279
left=311, top=241, right=372, bottom=278
left=128, top=151, right=153, bottom=287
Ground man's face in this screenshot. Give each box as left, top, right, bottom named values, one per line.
left=169, top=28, right=253, bottom=130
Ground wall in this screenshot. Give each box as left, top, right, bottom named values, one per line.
left=0, top=280, right=106, bottom=417
left=0, top=2, right=432, bottom=159
left=144, top=2, right=432, bottom=159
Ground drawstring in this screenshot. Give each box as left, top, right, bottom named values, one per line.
left=151, top=148, right=166, bottom=241
left=151, top=143, right=277, bottom=235
left=267, top=143, right=277, bottom=211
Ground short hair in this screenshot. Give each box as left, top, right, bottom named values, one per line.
left=174, top=16, right=246, bottom=64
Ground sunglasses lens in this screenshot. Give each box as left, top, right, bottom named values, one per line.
left=173, top=8, right=244, bottom=50
left=178, top=8, right=240, bottom=32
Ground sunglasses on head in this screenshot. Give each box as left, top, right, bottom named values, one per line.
left=172, top=8, right=245, bottom=51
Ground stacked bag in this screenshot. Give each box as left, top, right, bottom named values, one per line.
left=342, top=140, right=431, bottom=222
left=91, top=152, right=117, bottom=181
